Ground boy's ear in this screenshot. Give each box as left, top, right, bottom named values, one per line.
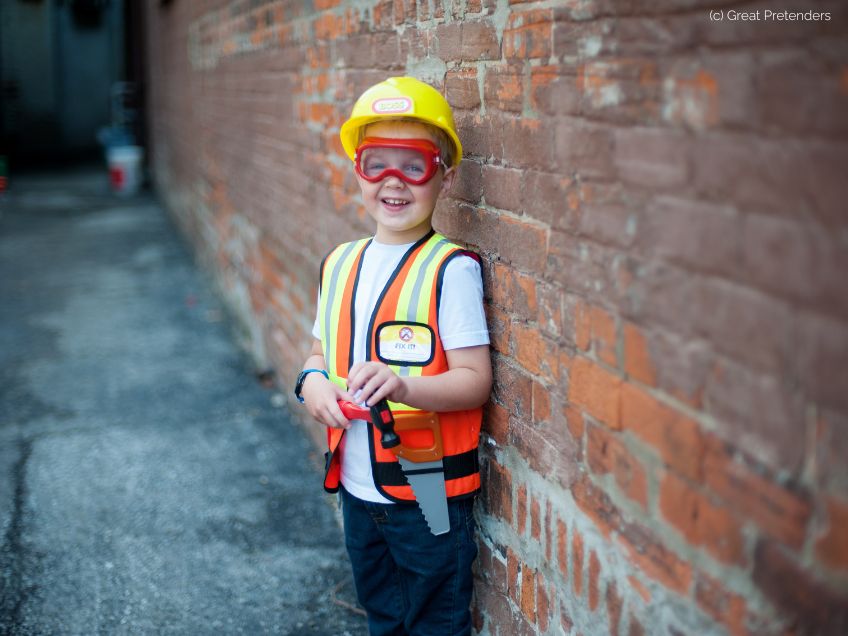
left=440, top=166, right=457, bottom=195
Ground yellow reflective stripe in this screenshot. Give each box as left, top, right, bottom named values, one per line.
left=319, top=239, right=368, bottom=378
left=415, top=242, right=456, bottom=324
left=395, top=234, right=447, bottom=322
left=393, top=235, right=458, bottom=380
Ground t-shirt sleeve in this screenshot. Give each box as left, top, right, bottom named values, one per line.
left=311, top=295, right=321, bottom=340
left=438, top=254, right=490, bottom=351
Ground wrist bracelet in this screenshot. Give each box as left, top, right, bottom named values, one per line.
left=294, top=368, right=329, bottom=404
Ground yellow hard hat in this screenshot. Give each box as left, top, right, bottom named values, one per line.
left=339, top=76, right=463, bottom=166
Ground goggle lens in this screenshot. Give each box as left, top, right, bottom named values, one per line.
left=355, top=138, right=441, bottom=185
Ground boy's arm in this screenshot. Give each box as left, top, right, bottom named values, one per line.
left=300, top=338, right=351, bottom=429
left=345, top=344, right=492, bottom=413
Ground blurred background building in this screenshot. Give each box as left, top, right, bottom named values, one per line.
left=0, top=0, right=145, bottom=168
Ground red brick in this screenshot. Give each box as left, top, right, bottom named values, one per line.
left=313, top=12, right=345, bottom=39
left=574, top=300, right=591, bottom=351
left=530, top=495, right=541, bottom=540
left=623, top=323, right=657, bottom=387
left=497, top=214, right=548, bottom=272
left=659, top=471, right=746, bottom=565
left=612, top=126, right=689, bottom=189
left=568, top=356, right=622, bottom=429
left=629, top=614, right=645, bottom=636
left=501, top=116, right=556, bottom=170
left=507, top=547, right=520, bottom=604
left=692, top=134, right=814, bottom=218
left=513, top=323, right=558, bottom=380
left=695, top=571, right=748, bottom=636
left=663, top=68, right=719, bottom=129
left=561, top=604, right=574, bottom=632
left=437, top=20, right=500, bottom=61
left=637, top=195, right=743, bottom=279
left=742, top=213, right=848, bottom=321
left=572, top=527, right=584, bottom=597
left=445, top=67, right=481, bottom=110
left=754, top=539, right=848, bottom=636
left=557, top=517, right=568, bottom=579
left=589, top=303, right=618, bottom=367
left=572, top=475, right=623, bottom=539
left=522, top=170, right=575, bottom=229
left=485, top=303, right=511, bottom=355
left=628, top=575, right=651, bottom=603
left=586, top=423, right=648, bottom=508
left=516, top=484, right=527, bottom=535
left=482, top=164, right=523, bottom=212
left=534, top=69, right=582, bottom=117
left=588, top=550, right=601, bottom=611
left=555, top=119, right=615, bottom=180
left=703, top=436, right=811, bottom=549
left=703, top=357, right=806, bottom=471
left=474, top=584, right=511, bottom=633
left=453, top=159, right=482, bottom=204
left=490, top=547, right=508, bottom=595
left=794, top=311, right=848, bottom=413
left=816, top=408, right=848, bottom=492
left=578, top=57, right=663, bottom=125
left=485, top=64, right=525, bottom=113
left=454, top=112, right=494, bottom=162
left=547, top=233, right=618, bottom=302
left=579, top=201, right=637, bottom=251
left=392, top=0, right=416, bottom=26
left=756, top=50, right=848, bottom=137
left=490, top=262, right=538, bottom=320
left=564, top=403, right=585, bottom=441
left=529, top=65, right=562, bottom=115
left=620, top=382, right=703, bottom=481
left=508, top=406, right=582, bottom=491
left=492, top=358, right=533, bottom=419
left=538, top=282, right=564, bottom=339
left=483, top=401, right=509, bottom=446
left=607, top=580, right=623, bottom=633
left=520, top=566, right=536, bottom=622
left=536, top=572, right=551, bottom=631
left=486, top=460, right=513, bottom=524
left=815, top=496, right=848, bottom=571
left=619, top=521, right=693, bottom=595
left=504, top=9, right=552, bottom=59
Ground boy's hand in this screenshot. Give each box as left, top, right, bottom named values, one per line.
left=301, top=373, right=351, bottom=430
left=346, top=361, right=408, bottom=407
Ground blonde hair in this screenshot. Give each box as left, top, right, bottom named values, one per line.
left=359, top=118, right=457, bottom=169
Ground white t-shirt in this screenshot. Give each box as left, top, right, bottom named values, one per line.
left=312, top=238, right=489, bottom=503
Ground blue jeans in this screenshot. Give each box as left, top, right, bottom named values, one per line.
left=340, top=486, right=478, bottom=636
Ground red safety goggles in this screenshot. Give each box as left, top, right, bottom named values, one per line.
left=354, top=137, right=442, bottom=186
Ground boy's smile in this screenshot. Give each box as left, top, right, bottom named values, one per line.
left=356, top=121, right=455, bottom=245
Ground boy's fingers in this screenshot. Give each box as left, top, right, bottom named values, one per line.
left=325, top=401, right=351, bottom=429
left=347, top=365, right=375, bottom=395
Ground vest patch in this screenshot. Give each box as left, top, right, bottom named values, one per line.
left=376, top=321, right=435, bottom=366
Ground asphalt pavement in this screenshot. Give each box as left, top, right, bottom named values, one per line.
left=0, top=168, right=367, bottom=635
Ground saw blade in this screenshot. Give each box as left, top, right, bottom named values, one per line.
left=399, top=458, right=450, bottom=535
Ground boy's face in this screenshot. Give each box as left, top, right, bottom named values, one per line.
left=355, top=121, right=455, bottom=245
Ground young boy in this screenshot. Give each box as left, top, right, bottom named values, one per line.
left=294, top=77, right=491, bottom=635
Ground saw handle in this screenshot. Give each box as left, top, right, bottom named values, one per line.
left=369, top=399, right=401, bottom=449
left=337, top=399, right=400, bottom=449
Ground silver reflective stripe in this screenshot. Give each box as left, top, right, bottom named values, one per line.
left=323, top=241, right=360, bottom=374
left=406, top=238, right=449, bottom=322
left=397, top=238, right=450, bottom=378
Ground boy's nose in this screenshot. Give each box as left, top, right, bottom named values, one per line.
left=382, top=174, right=406, bottom=188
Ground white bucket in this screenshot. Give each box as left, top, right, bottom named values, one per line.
left=107, top=145, right=143, bottom=196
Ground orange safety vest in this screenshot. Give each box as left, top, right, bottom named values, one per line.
left=318, top=230, right=483, bottom=503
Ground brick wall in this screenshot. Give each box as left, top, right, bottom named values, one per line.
left=145, top=1, right=848, bottom=634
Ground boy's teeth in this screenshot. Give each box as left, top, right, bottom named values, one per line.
left=384, top=198, right=407, bottom=205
